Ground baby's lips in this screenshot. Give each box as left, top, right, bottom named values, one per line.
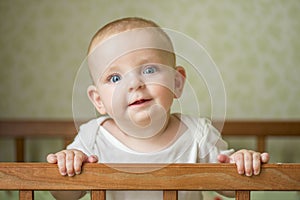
left=129, top=99, right=151, bottom=106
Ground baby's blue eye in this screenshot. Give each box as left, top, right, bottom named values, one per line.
left=109, top=74, right=121, bottom=83
left=143, top=65, right=157, bottom=74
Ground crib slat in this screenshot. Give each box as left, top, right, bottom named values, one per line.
left=236, top=191, right=250, bottom=200
left=15, top=138, right=25, bottom=162
left=19, top=190, right=34, bottom=200
left=257, top=136, right=266, bottom=152
left=91, top=190, right=106, bottom=200
left=163, top=190, right=178, bottom=200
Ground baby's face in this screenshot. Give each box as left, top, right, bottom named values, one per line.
left=87, top=27, right=185, bottom=138
left=96, top=49, right=177, bottom=128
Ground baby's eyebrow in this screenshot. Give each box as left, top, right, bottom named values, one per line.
left=106, top=59, right=151, bottom=72
left=136, top=57, right=152, bottom=64
left=136, top=54, right=165, bottom=65
left=103, top=65, right=121, bottom=74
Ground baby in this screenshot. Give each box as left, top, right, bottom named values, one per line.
left=47, top=17, right=269, bottom=200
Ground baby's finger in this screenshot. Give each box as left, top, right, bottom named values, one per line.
left=233, top=152, right=244, bottom=175
left=73, top=151, right=87, bottom=175
left=252, top=152, right=261, bottom=175
left=46, top=153, right=57, bottom=164
left=243, top=151, right=253, bottom=176
left=65, top=151, right=75, bottom=176
left=56, top=152, right=67, bottom=176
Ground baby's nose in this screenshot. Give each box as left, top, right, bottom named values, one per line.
left=126, top=73, right=145, bottom=91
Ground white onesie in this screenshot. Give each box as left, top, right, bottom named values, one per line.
left=68, top=114, right=233, bottom=200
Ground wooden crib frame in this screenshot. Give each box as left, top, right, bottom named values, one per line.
left=0, top=162, right=299, bottom=200
left=0, top=120, right=300, bottom=200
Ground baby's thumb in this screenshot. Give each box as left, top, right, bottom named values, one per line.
left=217, top=154, right=231, bottom=163
left=46, top=153, right=57, bottom=164
left=86, top=155, right=98, bottom=163
left=261, top=152, right=270, bottom=163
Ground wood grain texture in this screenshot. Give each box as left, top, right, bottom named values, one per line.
left=0, top=163, right=299, bottom=191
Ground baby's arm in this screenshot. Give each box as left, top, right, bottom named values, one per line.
left=47, top=149, right=98, bottom=200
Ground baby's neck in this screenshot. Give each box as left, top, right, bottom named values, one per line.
left=102, top=114, right=186, bottom=153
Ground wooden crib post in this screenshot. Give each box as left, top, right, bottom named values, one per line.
left=19, top=190, right=34, bottom=200
left=15, top=137, right=25, bottom=162
left=257, top=136, right=266, bottom=152
left=236, top=191, right=250, bottom=200
left=163, top=190, right=178, bottom=200
left=91, top=190, right=106, bottom=200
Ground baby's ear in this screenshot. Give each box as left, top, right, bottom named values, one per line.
left=174, top=66, right=186, bottom=98
left=87, top=85, right=107, bottom=115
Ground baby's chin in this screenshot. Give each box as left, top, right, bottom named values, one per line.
left=127, top=110, right=152, bottom=127
left=115, top=106, right=169, bottom=139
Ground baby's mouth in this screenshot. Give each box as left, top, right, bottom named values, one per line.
left=129, top=99, right=152, bottom=106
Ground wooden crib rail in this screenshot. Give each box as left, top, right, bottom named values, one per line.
left=1, top=120, right=300, bottom=162
left=0, top=163, right=299, bottom=200
left=216, top=120, right=300, bottom=152
left=0, top=120, right=77, bottom=161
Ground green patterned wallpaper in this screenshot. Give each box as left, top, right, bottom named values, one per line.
left=0, top=0, right=299, bottom=119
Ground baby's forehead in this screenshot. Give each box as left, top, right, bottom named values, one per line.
left=108, top=48, right=175, bottom=67
left=87, top=27, right=174, bottom=82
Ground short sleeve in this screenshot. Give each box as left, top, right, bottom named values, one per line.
left=67, top=118, right=99, bottom=156
left=196, top=119, right=234, bottom=163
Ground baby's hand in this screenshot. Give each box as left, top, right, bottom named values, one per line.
left=218, top=150, right=270, bottom=176
left=47, top=149, right=98, bottom=176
